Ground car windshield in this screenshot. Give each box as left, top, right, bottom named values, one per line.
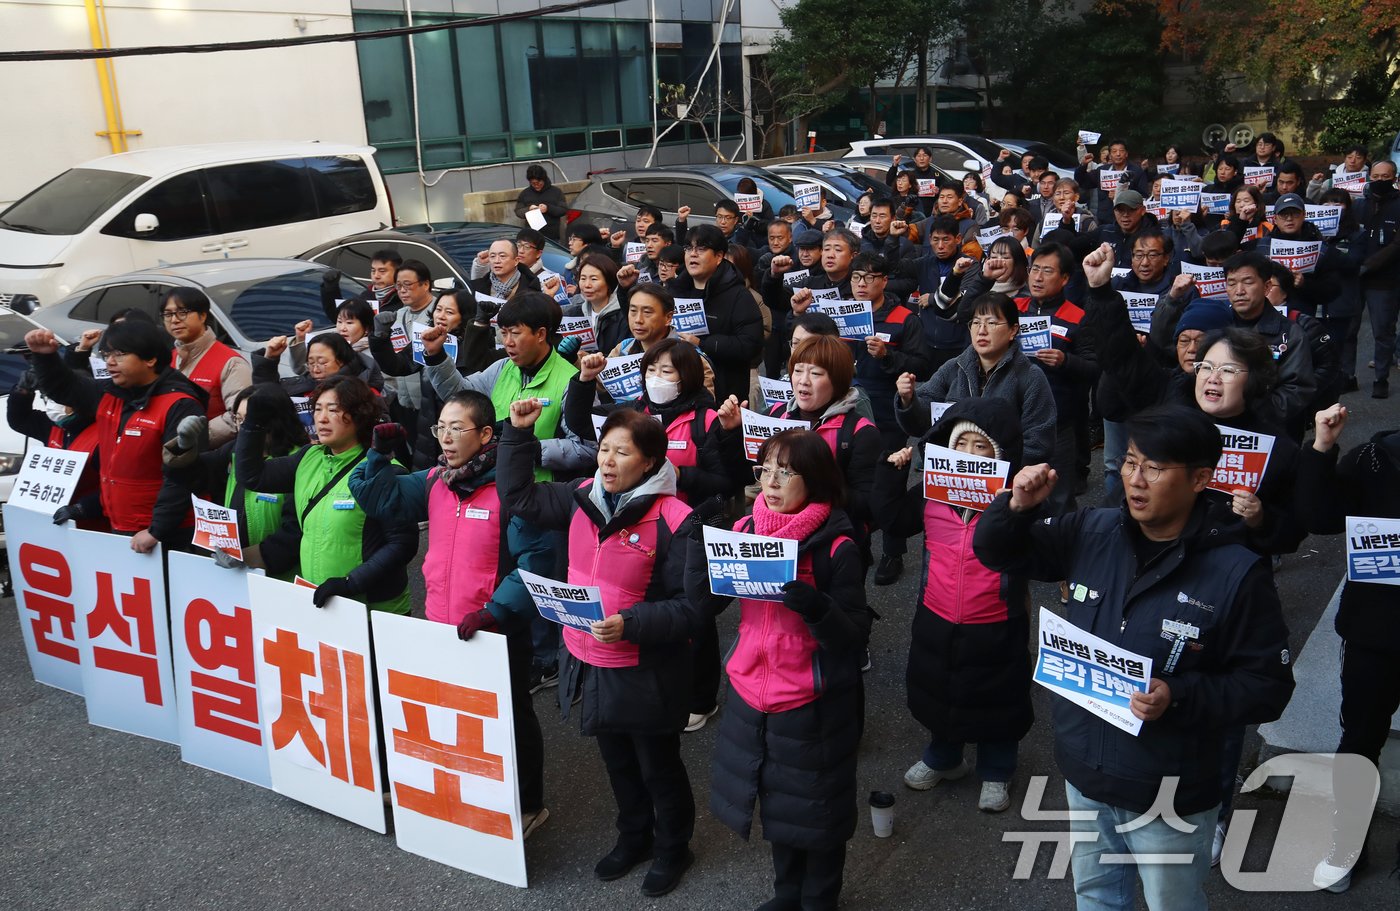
left=949, top=137, right=1006, bottom=163
left=814, top=169, right=891, bottom=201
left=714, top=172, right=799, bottom=210
left=206, top=268, right=354, bottom=340
left=0, top=168, right=148, bottom=236
left=0, top=310, right=43, bottom=389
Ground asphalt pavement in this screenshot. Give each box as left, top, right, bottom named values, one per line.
left=3, top=355, right=1398, bottom=910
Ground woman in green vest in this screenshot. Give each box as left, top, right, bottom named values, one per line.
left=234, top=375, right=417, bottom=612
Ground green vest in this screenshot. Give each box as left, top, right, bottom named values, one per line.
left=222, top=468, right=284, bottom=549
left=488, top=349, right=577, bottom=481
left=293, top=444, right=410, bottom=614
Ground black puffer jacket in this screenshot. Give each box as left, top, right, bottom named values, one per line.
left=875, top=398, right=1033, bottom=745
left=666, top=260, right=764, bottom=406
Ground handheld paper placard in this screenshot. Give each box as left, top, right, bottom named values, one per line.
left=1207, top=424, right=1275, bottom=496
left=702, top=526, right=798, bottom=601
left=1035, top=608, right=1152, bottom=736
left=1345, top=516, right=1400, bottom=586
left=740, top=407, right=808, bottom=461
left=807, top=298, right=875, bottom=341
left=1017, top=315, right=1053, bottom=354
left=921, top=443, right=1009, bottom=512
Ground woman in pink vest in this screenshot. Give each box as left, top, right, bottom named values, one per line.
left=687, top=429, right=871, bottom=911
left=498, top=401, right=701, bottom=898
left=348, top=389, right=550, bottom=840
left=872, top=397, right=1033, bottom=814
left=565, top=335, right=744, bottom=733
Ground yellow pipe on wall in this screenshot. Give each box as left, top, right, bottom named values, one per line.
left=85, top=0, right=138, bottom=153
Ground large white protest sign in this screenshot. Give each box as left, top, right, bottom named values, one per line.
left=977, top=226, right=1006, bottom=247
left=759, top=375, right=795, bottom=410
left=372, top=612, right=527, bottom=887
left=922, top=443, right=1009, bottom=512
left=736, top=192, right=763, bottom=215
left=5, top=503, right=85, bottom=694
left=169, top=551, right=271, bottom=789
left=191, top=494, right=243, bottom=561
left=558, top=315, right=596, bottom=351
left=1077, top=130, right=1101, bottom=145
left=794, top=183, right=821, bottom=210
left=1098, top=169, right=1125, bottom=195
left=72, top=528, right=179, bottom=743
left=671, top=297, right=710, bottom=336
left=1306, top=204, right=1344, bottom=239
left=1182, top=261, right=1227, bottom=299
left=1119, top=291, right=1159, bottom=334
left=1040, top=212, right=1082, bottom=233
left=702, top=526, right=798, bottom=602
left=1345, top=517, right=1400, bottom=586
left=518, top=569, right=605, bottom=630
left=808, top=298, right=875, bottom=341
left=599, top=352, right=644, bottom=402
left=1017, top=314, right=1053, bottom=354
left=740, top=407, right=807, bottom=461
left=249, top=572, right=386, bottom=833
left=1035, top=608, right=1152, bottom=736
left=1268, top=238, right=1322, bottom=274
left=782, top=267, right=810, bottom=288
left=1333, top=170, right=1367, bottom=197
left=1208, top=424, right=1274, bottom=496
left=1243, top=166, right=1275, bottom=189
left=1200, top=192, right=1231, bottom=216
left=9, top=446, right=89, bottom=515
left=1160, top=179, right=1202, bottom=212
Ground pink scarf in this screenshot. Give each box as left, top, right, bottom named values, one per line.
left=751, top=497, right=831, bottom=542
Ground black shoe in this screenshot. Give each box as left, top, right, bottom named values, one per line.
left=874, top=555, right=903, bottom=585
left=595, top=841, right=652, bottom=881
left=640, top=849, right=694, bottom=897
left=755, top=897, right=801, bottom=911
left=529, top=665, right=559, bottom=694
left=1343, top=376, right=1359, bottom=393
left=1373, top=381, right=1390, bottom=399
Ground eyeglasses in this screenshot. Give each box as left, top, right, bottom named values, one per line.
left=161, top=309, right=194, bottom=321
left=683, top=244, right=712, bottom=253
left=850, top=272, right=886, bottom=285
left=431, top=424, right=482, bottom=440
left=395, top=280, right=425, bottom=291
left=1132, top=251, right=1167, bottom=261
left=970, top=319, right=1008, bottom=331
left=96, top=349, right=130, bottom=361
left=1120, top=458, right=1186, bottom=484
left=517, top=243, right=539, bottom=253
left=1028, top=266, right=1061, bottom=277
left=1193, top=361, right=1247, bottom=379
left=752, top=465, right=801, bottom=486
left=305, top=358, right=338, bottom=369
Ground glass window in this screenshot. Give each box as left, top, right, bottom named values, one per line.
left=623, top=181, right=678, bottom=212
left=581, top=23, right=618, bottom=126
left=304, top=156, right=377, bottom=217
left=457, top=24, right=504, bottom=135
left=602, top=180, right=631, bottom=204
left=1, top=168, right=147, bottom=237
left=214, top=268, right=338, bottom=339
left=69, top=283, right=169, bottom=324
left=617, top=23, right=648, bottom=124
left=101, top=171, right=213, bottom=241
left=355, top=13, right=413, bottom=146
left=535, top=21, right=583, bottom=130
left=205, top=160, right=317, bottom=233
left=675, top=181, right=722, bottom=213
left=500, top=22, right=538, bottom=133
left=411, top=24, right=463, bottom=140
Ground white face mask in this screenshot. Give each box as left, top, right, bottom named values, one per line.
left=645, top=376, right=680, bottom=405
left=42, top=400, right=70, bottom=425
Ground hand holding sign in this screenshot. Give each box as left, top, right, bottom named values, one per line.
left=1009, top=463, right=1057, bottom=512
left=510, top=398, right=544, bottom=428
left=1129, top=678, right=1172, bottom=722
left=578, top=351, right=608, bottom=383
left=1230, top=490, right=1264, bottom=528
left=591, top=614, right=625, bottom=644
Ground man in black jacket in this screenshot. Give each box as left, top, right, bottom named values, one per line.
left=1356, top=160, right=1400, bottom=398
left=666, top=224, right=764, bottom=406
left=1075, top=139, right=1153, bottom=225
left=974, top=404, right=1293, bottom=911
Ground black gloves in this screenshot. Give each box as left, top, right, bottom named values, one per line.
left=311, top=576, right=357, bottom=608
left=52, top=504, right=83, bottom=526
left=456, top=608, right=497, bottom=641
left=13, top=369, right=37, bottom=396
left=781, top=579, right=827, bottom=623
left=371, top=422, right=408, bottom=455
left=373, top=310, right=397, bottom=340
left=321, top=269, right=342, bottom=287
left=242, top=391, right=278, bottom=429
left=474, top=295, right=501, bottom=324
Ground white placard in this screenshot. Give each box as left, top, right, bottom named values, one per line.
left=794, top=183, right=821, bottom=210
left=1077, top=130, right=1101, bottom=145
left=1181, top=262, right=1227, bottom=299
left=1017, top=314, right=1053, bottom=353
left=1035, top=608, right=1152, bottom=736
left=1098, top=169, right=1125, bottom=195
left=1345, top=516, right=1400, bottom=586
left=736, top=192, right=763, bottom=215
left=1208, top=424, right=1275, bottom=496
left=930, top=401, right=953, bottom=425
left=1243, top=166, right=1275, bottom=188
left=1267, top=238, right=1322, bottom=274
left=599, top=352, right=645, bottom=402
left=518, top=569, right=605, bottom=630
left=1119, top=291, right=1159, bottom=334
left=1305, top=204, right=1344, bottom=238
left=191, top=494, right=243, bottom=561
left=759, top=376, right=795, bottom=410
left=558, top=315, right=597, bottom=351
left=372, top=612, right=527, bottom=887
left=921, top=443, right=1009, bottom=512
left=782, top=267, right=810, bottom=288
left=740, top=407, right=808, bottom=461
left=671, top=297, right=710, bottom=336
left=1160, top=179, right=1202, bottom=212
left=249, top=572, right=387, bottom=833
left=5, top=503, right=85, bottom=694
left=807, top=298, right=875, bottom=341
left=702, top=525, right=798, bottom=602
left=169, top=551, right=272, bottom=789
left=90, top=357, right=111, bottom=380
left=9, top=445, right=89, bottom=515
left=624, top=241, right=646, bottom=264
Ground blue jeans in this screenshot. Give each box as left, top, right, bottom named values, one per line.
left=1066, top=781, right=1218, bottom=911
left=1101, top=420, right=1127, bottom=507
left=1365, top=285, right=1400, bottom=382
left=923, top=738, right=1017, bottom=782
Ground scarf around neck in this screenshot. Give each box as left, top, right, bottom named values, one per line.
left=436, top=440, right=498, bottom=492
left=751, top=496, right=831, bottom=542
left=490, top=269, right=521, bottom=299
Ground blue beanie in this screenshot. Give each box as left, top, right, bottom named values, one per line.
left=1174, top=300, right=1233, bottom=338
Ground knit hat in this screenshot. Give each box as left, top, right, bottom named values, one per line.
left=1174, top=300, right=1234, bottom=338
left=948, top=419, right=1003, bottom=460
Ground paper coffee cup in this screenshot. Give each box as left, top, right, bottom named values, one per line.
left=869, top=790, right=895, bottom=837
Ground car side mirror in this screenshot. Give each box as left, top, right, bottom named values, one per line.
left=133, top=213, right=159, bottom=234
left=432, top=277, right=457, bottom=292
left=963, top=159, right=980, bottom=172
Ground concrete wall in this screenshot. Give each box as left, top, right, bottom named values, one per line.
left=0, top=0, right=367, bottom=206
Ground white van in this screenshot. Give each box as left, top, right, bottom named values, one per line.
left=0, top=141, right=394, bottom=312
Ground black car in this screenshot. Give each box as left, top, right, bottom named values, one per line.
left=299, top=223, right=573, bottom=288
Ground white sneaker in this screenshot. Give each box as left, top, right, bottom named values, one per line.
left=685, top=708, right=718, bottom=732
left=903, top=759, right=971, bottom=791
left=1312, top=846, right=1359, bottom=893
left=1211, top=821, right=1227, bottom=867
left=522, top=807, right=550, bottom=840
left=978, top=780, right=1011, bottom=812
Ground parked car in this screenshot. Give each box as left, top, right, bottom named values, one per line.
left=767, top=163, right=894, bottom=209
left=993, top=139, right=1079, bottom=179
left=0, top=141, right=393, bottom=313
left=300, top=223, right=572, bottom=288
left=29, top=259, right=364, bottom=354
left=844, top=136, right=1008, bottom=201
left=566, top=164, right=853, bottom=235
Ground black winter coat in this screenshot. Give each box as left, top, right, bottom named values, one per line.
left=665, top=260, right=764, bottom=406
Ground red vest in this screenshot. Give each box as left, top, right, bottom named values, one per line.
left=175, top=339, right=239, bottom=420
left=48, top=422, right=106, bottom=531
left=95, top=390, right=196, bottom=531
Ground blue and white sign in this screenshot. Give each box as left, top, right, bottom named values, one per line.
left=599, top=352, right=645, bottom=402
left=411, top=323, right=457, bottom=367
left=519, top=569, right=607, bottom=629
left=1306, top=204, right=1344, bottom=239
left=1182, top=262, right=1227, bottom=300
left=1017, top=315, right=1053, bottom=354
left=1035, top=608, right=1152, bottom=736
left=1160, top=179, right=1201, bottom=212
left=1201, top=192, right=1230, bottom=216
left=809, top=299, right=875, bottom=341
left=1119, top=291, right=1158, bottom=334
left=794, top=183, right=822, bottom=211
left=1157, top=162, right=1180, bottom=175
left=1345, top=516, right=1400, bottom=586
left=702, top=526, right=798, bottom=602
left=759, top=376, right=795, bottom=410
left=671, top=297, right=710, bottom=336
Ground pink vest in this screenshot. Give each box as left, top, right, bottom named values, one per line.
left=813, top=412, right=876, bottom=460
left=660, top=409, right=716, bottom=502
left=422, top=471, right=503, bottom=625
left=921, top=501, right=1007, bottom=624
left=563, top=484, right=692, bottom=668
